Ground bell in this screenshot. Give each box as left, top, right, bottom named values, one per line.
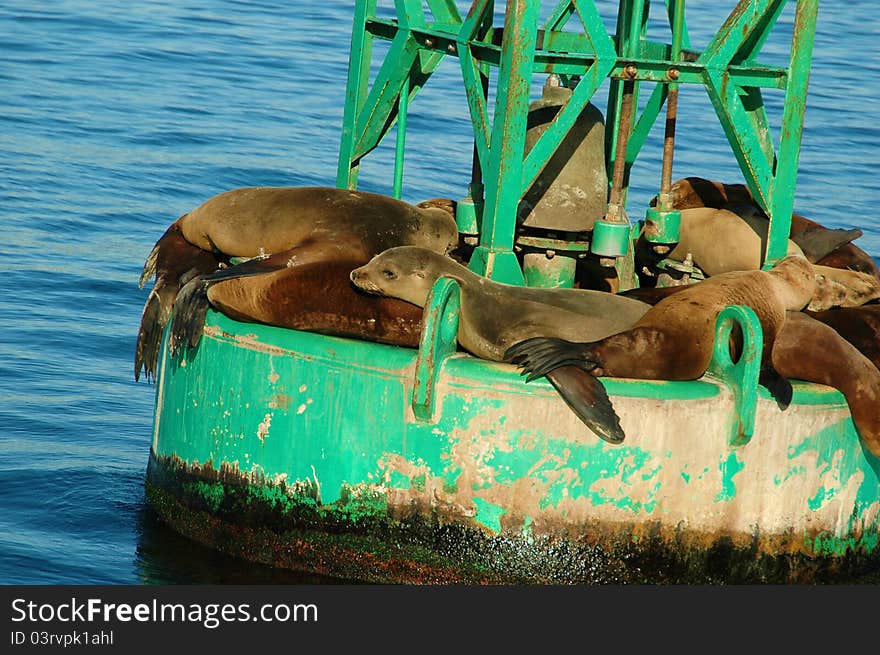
left=518, top=75, right=608, bottom=232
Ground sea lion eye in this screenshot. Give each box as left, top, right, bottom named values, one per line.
left=382, top=269, right=398, bottom=280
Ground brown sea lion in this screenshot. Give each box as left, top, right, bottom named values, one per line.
left=136, top=187, right=458, bottom=381
left=771, top=311, right=880, bottom=458
left=349, top=245, right=652, bottom=364
left=804, top=303, right=880, bottom=371
left=662, top=176, right=879, bottom=278
left=189, top=258, right=425, bottom=349
left=623, top=285, right=880, bottom=374
left=505, top=256, right=816, bottom=443
left=636, top=205, right=880, bottom=310
left=623, top=285, right=880, bottom=457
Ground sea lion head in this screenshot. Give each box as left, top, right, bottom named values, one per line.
left=413, top=198, right=459, bottom=255
left=350, top=245, right=453, bottom=307
left=767, top=255, right=817, bottom=310
left=809, top=265, right=880, bottom=311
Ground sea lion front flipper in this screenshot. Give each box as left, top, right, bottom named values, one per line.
left=198, top=253, right=287, bottom=283
left=758, top=367, right=793, bottom=410
left=792, top=227, right=863, bottom=263
left=545, top=367, right=625, bottom=444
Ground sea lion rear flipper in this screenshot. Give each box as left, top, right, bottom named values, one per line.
left=545, top=367, right=625, bottom=444
left=505, top=336, right=598, bottom=381
left=135, top=290, right=163, bottom=383
left=169, top=277, right=212, bottom=357
left=792, top=227, right=863, bottom=263
left=135, top=282, right=180, bottom=382
left=504, top=337, right=624, bottom=444
left=759, top=367, right=793, bottom=410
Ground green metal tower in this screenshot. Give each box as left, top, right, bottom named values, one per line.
left=336, top=0, right=818, bottom=288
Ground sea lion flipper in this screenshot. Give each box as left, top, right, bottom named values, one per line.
left=139, top=242, right=160, bottom=289
left=505, top=337, right=597, bottom=381
left=135, top=283, right=177, bottom=383
left=792, top=227, right=863, bottom=263
left=759, top=368, right=793, bottom=410
left=169, top=277, right=212, bottom=356
left=504, top=338, right=623, bottom=444
left=199, top=254, right=285, bottom=283
left=135, top=291, right=161, bottom=382
left=545, top=367, right=625, bottom=444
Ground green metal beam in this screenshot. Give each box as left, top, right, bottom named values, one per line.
left=336, top=0, right=378, bottom=189
left=351, top=31, right=425, bottom=160
left=468, top=0, right=540, bottom=283
left=765, top=0, right=818, bottom=266
left=339, top=0, right=818, bottom=281
left=458, top=0, right=494, bottom=178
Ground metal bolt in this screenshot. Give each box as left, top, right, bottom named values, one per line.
left=667, top=67, right=680, bottom=81
left=624, top=64, right=638, bottom=79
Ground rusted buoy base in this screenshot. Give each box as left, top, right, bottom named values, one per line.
left=145, top=453, right=880, bottom=584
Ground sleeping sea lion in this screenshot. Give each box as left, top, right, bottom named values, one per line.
left=636, top=205, right=880, bottom=310
left=505, top=256, right=816, bottom=443
left=136, top=187, right=458, bottom=381
left=662, top=176, right=879, bottom=278
left=624, top=285, right=880, bottom=372
left=349, top=245, right=652, bottom=363
left=183, top=258, right=426, bottom=349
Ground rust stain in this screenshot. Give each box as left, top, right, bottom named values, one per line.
left=268, top=394, right=291, bottom=409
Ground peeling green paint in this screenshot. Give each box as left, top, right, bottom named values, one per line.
left=775, top=464, right=807, bottom=485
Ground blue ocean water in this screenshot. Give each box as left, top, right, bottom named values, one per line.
left=0, top=1, right=877, bottom=585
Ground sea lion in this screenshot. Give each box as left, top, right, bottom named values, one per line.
left=349, top=245, right=652, bottom=363
left=168, top=187, right=459, bottom=259
left=626, top=285, right=880, bottom=457
left=661, top=176, right=879, bottom=278
left=505, top=256, right=816, bottom=443
left=635, top=205, right=880, bottom=310
left=624, top=285, right=880, bottom=373
left=771, top=311, right=880, bottom=458
left=136, top=187, right=459, bottom=381
left=804, top=303, right=880, bottom=371
left=183, top=258, right=426, bottom=349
